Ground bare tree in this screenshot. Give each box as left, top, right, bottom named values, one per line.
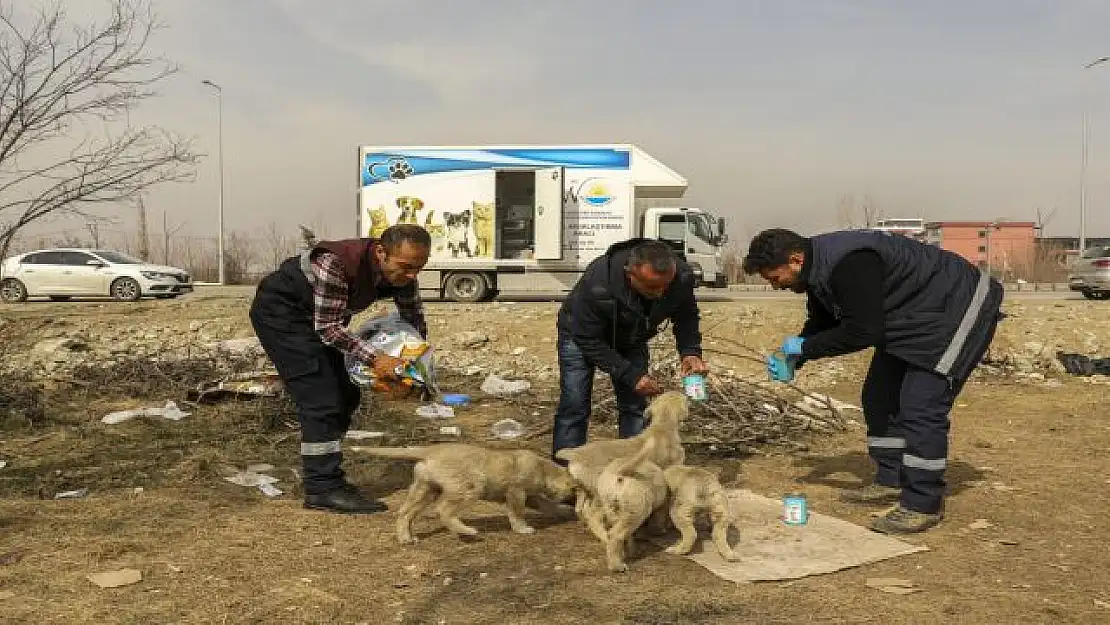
left=262, top=220, right=296, bottom=270
left=859, top=194, right=881, bottom=228
left=835, top=193, right=858, bottom=228
left=0, top=0, right=197, bottom=280
left=835, top=193, right=883, bottom=229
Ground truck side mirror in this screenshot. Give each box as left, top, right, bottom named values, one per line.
left=717, top=218, right=726, bottom=236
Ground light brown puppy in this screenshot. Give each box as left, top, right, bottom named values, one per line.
left=662, top=465, right=739, bottom=560
left=359, top=444, right=575, bottom=544
left=594, top=440, right=670, bottom=572
left=555, top=391, right=689, bottom=541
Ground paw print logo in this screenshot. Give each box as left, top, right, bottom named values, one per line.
left=387, top=158, right=414, bottom=180
left=367, top=157, right=415, bottom=183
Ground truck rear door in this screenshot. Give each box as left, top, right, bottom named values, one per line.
left=533, top=167, right=565, bottom=260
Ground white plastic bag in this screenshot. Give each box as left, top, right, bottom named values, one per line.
left=102, top=400, right=191, bottom=425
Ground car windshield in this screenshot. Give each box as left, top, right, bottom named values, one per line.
left=93, top=250, right=144, bottom=264
left=1080, top=246, right=1110, bottom=259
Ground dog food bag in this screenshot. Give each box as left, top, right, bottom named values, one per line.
left=346, top=313, right=439, bottom=399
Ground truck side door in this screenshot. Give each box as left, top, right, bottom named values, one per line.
left=533, top=167, right=565, bottom=260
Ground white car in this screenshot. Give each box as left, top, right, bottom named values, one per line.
left=0, top=248, right=193, bottom=302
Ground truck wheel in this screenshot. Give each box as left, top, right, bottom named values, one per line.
left=444, top=272, right=489, bottom=303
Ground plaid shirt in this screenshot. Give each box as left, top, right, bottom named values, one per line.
left=307, top=250, right=428, bottom=364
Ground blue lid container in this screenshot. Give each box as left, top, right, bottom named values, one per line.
left=441, top=393, right=470, bottom=406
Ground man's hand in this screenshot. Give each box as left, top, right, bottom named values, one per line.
left=781, top=336, right=805, bottom=358
left=371, top=354, right=408, bottom=381
left=634, top=375, right=664, bottom=396
left=766, top=353, right=795, bottom=383
left=680, top=355, right=708, bottom=377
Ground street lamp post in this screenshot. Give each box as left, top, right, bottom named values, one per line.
left=982, top=220, right=1002, bottom=278
left=1080, top=57, right=1109, bottom=257
left=201, top=79, right=226, bottom=285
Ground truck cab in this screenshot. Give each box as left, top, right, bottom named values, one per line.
left=642, top=207, right=729, bottom=287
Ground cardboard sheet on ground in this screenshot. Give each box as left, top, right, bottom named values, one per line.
left=670, top=489, right=928, bottom=583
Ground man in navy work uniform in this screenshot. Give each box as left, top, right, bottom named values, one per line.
left=250, top=224, right=431, bottom=514
left=743, top=228, right=1004, bottom=534
left=552, top=239, right=708, bottom=462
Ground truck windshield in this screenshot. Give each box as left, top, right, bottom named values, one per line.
left=658, top=215, right=686, bottom=243
left=687, top=214, right=715, bottom=244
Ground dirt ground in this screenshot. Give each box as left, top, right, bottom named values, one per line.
left=1, top=291, right=1109, bottom=624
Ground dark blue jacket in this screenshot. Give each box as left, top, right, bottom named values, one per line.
left=557, top=239, right=702, bottom=387
left=801, top=230, right=1004, bottom=382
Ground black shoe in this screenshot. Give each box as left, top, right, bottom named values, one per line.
left=304, top=484, right=388, bottom=514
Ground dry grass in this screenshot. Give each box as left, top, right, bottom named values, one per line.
left=2, top=297, right=1110, bottom=624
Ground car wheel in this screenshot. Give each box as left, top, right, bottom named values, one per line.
left=111, top=277, right=142, bottom=301
left=0, top=278, right=27, bottom=303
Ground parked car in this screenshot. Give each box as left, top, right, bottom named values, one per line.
left=0, top=248, right=193, bottom=302
left=1068, top=246, right=1110, bottom=300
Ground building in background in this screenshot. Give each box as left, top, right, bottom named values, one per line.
left=924, top=221, right=1036, bottom=278
left=874, top=218, right=926, bottom=241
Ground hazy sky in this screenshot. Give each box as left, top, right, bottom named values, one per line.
left=33, top=0, right=1110, bottom=245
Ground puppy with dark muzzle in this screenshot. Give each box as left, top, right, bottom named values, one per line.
left=395, top=196, right=424, bottom=224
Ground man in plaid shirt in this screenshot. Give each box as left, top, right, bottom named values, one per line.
left=250, top=224, right=431, bottom=514
left=310, top=246, right=427, bottom=365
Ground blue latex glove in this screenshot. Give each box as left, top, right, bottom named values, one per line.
left=781, top=336, right=805, bottom=358
left=766, top=353, right=795, bottom=382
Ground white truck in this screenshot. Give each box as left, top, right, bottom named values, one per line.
left=355, top=144, right=729, bottom=302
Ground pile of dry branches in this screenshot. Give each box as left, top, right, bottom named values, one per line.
left=61, top=351, right=299, bottom=431
left=0, top=326, right=45, bottom=427
left=65, top=352, right=261, bottom=400
left=0, top=369, right=44, bottom=428
left=591, top=333, right=851, bottom=456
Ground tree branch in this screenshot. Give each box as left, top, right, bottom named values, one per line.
left=0, top=0, right=195, bottom=283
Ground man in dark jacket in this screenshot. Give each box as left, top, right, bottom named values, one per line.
left=743, top=228, right=1004, bottom=534
left=553, top=238, right=708, bottom=461
left=250, top=224, right=431, bottom=514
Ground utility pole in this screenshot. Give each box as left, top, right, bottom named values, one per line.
left=162, top=210, right=186, bottom=266
left=1080, top=56, right=1110, bottom=255
left=163, top=211, right=169, bottom=265
left=137, top=194, right=150, bottom=261
left=86, top=221, right=100, bottom=248
left=201, top=79, right=226, bottom=285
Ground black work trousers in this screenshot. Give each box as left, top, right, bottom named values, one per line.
left=861, top=353, right=958, bottom=514
left=861, top=325, right=997, bottom=514
left=249, top=293, right=360, bottom=496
